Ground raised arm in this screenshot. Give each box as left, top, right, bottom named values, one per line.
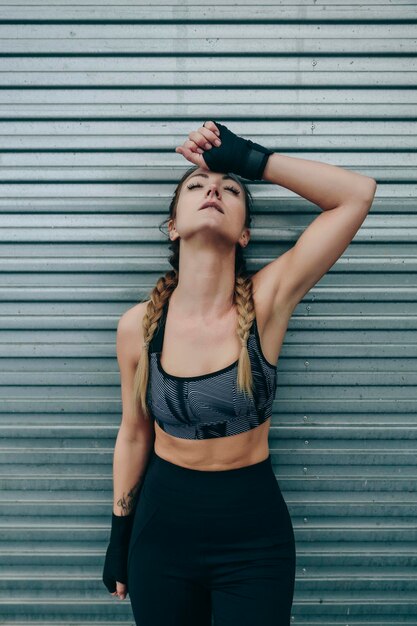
left=253, top=151, right=377, bottom=312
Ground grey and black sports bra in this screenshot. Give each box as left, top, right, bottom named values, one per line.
left=146, top=302, right=277, bottom=440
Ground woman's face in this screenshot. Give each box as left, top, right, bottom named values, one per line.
left=169, top=169, right=250, bottom=247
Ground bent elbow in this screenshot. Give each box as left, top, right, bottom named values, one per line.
left=363, top=178, right=377, bottom=211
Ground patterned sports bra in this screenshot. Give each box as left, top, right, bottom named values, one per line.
left=146, top=302, right=278, bottom=440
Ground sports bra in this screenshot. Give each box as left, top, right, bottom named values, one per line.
left=146, top=302, right=278, bottom=440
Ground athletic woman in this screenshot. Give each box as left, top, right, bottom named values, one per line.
left=102, top=121, right=377, bottom=625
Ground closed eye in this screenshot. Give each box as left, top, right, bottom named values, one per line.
left=186, top=182, right=240, bottom=195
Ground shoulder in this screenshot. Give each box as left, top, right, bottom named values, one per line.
left=118, top=299, right=150, bottom=332
left=116, top=299, right=151, bottom=367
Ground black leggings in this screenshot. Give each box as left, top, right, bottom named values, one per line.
left=127, top=449, right=296, bottom=626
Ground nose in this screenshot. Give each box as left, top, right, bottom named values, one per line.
left=207, top=184, right=221, bottom=198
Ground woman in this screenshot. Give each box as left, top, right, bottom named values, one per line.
left=102, top=121, right=377, bottom=625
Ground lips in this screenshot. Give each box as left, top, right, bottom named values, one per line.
left=199, top=201, right=224, bottom=213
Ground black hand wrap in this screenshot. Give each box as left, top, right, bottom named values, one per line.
left=202, top=121, right=273, bottom=181
left=102, top=512, right=135, bottom=593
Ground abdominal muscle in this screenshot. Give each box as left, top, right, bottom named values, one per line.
left=153, top=416, right=271, bottom=471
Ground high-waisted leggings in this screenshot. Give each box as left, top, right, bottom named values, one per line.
left=127, top=449, right=296, bottom=626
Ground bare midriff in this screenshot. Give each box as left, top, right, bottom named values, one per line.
left=153, top=416, right=271, bottom=471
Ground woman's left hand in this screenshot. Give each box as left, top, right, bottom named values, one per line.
left=175, top=121, right=222, bottom=168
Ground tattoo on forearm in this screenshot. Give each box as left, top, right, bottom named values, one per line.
left=116, top=479, right=142, bottom=515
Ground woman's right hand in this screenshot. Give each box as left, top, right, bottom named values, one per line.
left=102, top=541, right=130, bottom=599
left=112, top=581, right=127, bottom=601
left=102, top=512, right=134, bottom=600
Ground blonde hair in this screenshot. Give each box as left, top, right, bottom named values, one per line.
left=132, top=165, right=256, bottom=420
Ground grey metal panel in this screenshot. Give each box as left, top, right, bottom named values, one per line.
left=0, top=1, right=417, bottom=22
left=0, top=22, right=416, bottom=54
left=0, top=93, right=416, bottom=122
left=0, top=2, right=415, bottom=625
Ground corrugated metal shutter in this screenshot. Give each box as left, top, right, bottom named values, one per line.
left=1, top=2, right=415, bottom=624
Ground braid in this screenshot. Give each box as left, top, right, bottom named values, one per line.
left=234, top=274, right=255, bottom=399
left=132, top=270, right=178, bottom=419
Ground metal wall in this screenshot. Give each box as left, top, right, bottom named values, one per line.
left=1, top=1, right=416, bottom=624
